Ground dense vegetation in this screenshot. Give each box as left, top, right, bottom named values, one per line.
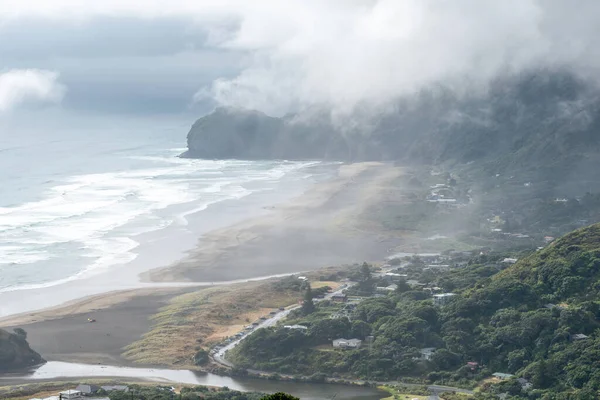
left=231, top=223, right=600, bottom=399
left=0, top=328, right=44, bottom=371
left=107, top=385, right=275, bottom=400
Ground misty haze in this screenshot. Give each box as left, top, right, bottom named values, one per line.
left=1, top=2, right=600, bottom=400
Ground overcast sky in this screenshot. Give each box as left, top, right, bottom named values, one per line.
left=1, top=0, right=600, bottom=118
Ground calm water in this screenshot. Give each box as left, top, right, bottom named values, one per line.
left=2, top=362, right=384, bottom=400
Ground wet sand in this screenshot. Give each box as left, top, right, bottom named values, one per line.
left=148, top=162, right=403, bottom=282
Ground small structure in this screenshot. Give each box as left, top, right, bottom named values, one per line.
left=384, top=272, right=408, bottom=282
left=376, top=284, right=397, bottom=293
left=297, top=276, right=308, bottom=281
left=501, top=258, right=518, bottom=264
left=419, top=347, right=436, bottom=360
left=100, top=386, right=129, bottom=393
left=332, top=338, right=362, bottom=349
left=467, top=362, right=479, bottom=371
left=406, top=280, right=426, bottom=288
left=331, top=294, right=348, bottom=303
left=433, top=293, right=456, bottom=306
left=75, top=384, right=101, bottom=396
left=572, top=333, right=589, bottom=341
left=284, top=325, right=308, bottom=330
left=59, top=390, right=82, bottom=399
left=544, top=236, right=555, bottom=243
left=518, top=378, right=533, bottom=390
left=492, top=372, right=515, bottom=380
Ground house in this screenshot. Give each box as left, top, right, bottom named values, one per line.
left=331, top=294, right=348, bottom=303
left=332, top=338, right=362, bottom=349
left=501, top=258, right=518, bottom=264
left=419, top=347, right=436, bottom=360
left=572, top=333, right=589, bottom=341
left=284, top=325, right=308, bottom=330
left=297, top=276, right=308, bottom=281
left=376, top=284, right=398, bottom=293
left=492, top=372, right=515, bottom=380
left=59, top=390, right=83, bottom=399
left=100, top=386, right=129, bottom=393
left=467, top=362, right=479, bottom=370
left=518, top=378, right=533, bottom=390
left=75, top=385, right=101, bottom=396
left=433, top=293, right=456, bottom=306
left=384, top=272, right=408, bottom=282
left=406, top=280, right=425, bottom=288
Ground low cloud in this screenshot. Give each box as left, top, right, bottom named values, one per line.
left=3, top=1, right=600, bottom=116
left=0, top=69, right=65, bottom=112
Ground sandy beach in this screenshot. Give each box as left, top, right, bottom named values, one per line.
left=0, top=162, right=405, bottom=367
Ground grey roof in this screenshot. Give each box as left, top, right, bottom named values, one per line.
left=76, top=384, right=101, bottom=394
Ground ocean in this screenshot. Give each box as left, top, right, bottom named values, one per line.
left=0, top=117, right=329, bottom=295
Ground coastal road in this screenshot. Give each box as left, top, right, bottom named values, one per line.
left=212, top=283, right=351, bottom=368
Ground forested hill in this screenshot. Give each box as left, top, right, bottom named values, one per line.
left=230, top=223, right=600, bottom=398
left=459, top=222, right=600, bottom=317
left=183, top=69, right=600, bottom=195
left=0, top=328, right=44, bottom=371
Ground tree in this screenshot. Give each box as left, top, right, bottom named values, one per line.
left=301, top=284, right=315, bottom=314
left=260, top=393, right=300, bottom=400
left=193, top=349, right=209, bottom=365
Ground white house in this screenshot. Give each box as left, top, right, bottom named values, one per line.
left=284, top=325, right=308, bottom=330
left=420, top=347, right=436, bottom=360
left=59, top=390, right=82, bottom=399
left=333, top=338, right=362, bottom=349
left=502, top=258, right=518, bottom=264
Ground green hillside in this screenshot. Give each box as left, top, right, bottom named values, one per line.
left=231, top=224, right=600, bottom=398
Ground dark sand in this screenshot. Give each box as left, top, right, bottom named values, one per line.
left=4, top=289, right=193, bottom=366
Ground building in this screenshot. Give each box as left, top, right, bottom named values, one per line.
left=419, top=347, right=436, bottom=360
left=467, top=362, right=479, bottom=371
left=331, top=294, right=348, bottom=303
left=384, top=272, right=408, bottom=282
left=59, top=390, right=83, bottom=399
left=332, top=338, right=362, bottom=349
left=75, top=385, right=101, bottom=396
left=492, top=372, right=515, bottom=380
left=100, top=386, right=129, bottom=393
left=501, top=258, right=518, bottom=264
left=433, top=293, right=456, bottom=306
left=572, top=333, right=589, bottom=341
left=517, top=378, right=533, bottom=390
left=376, top=284, right=398, bottom=293
left=284, top=325, right=308, bottom=330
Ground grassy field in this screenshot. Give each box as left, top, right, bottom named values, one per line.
left=123, top=270, right=343, bottom=366
left=378, top=385, right=429, bottom=400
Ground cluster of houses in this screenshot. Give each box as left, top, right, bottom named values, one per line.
left=30, top=384, right=129, bottom=400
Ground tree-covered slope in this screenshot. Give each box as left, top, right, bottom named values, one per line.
left=0, top=328, right=44, bottom=371
left=230, top=224, right=600, bottom=398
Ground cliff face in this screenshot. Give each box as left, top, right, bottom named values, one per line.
left=183, top=69, right=600, bottom=194
left=0, top=329, right=45, bottom=371
left=182, top=107, right=353, bottom=160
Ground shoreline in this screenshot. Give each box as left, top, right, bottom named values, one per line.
left=0, top=161, right=406, bottom=371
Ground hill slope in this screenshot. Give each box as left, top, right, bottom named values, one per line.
left=184, top=69, right=600, bottom=195
left=0, top=328, right=44, bottom=371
